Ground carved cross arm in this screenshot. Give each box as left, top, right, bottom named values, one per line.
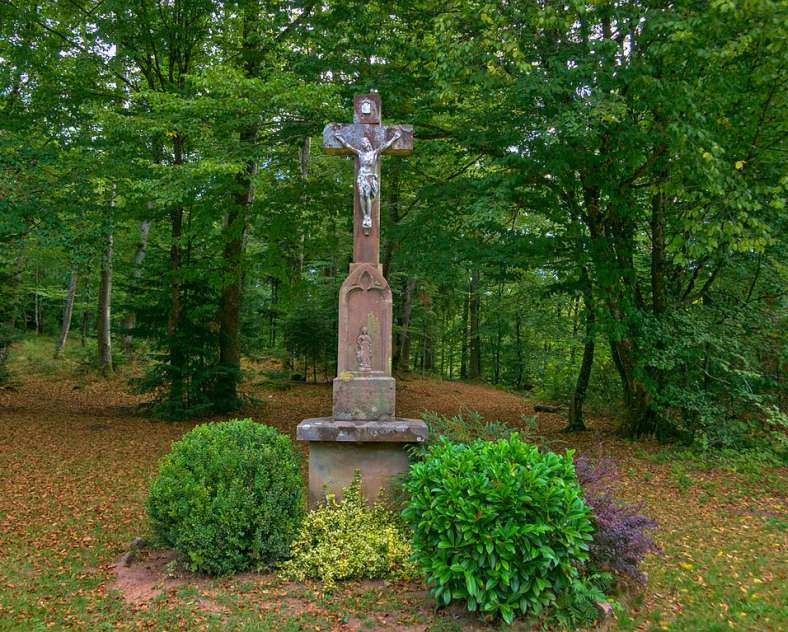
left=322, top=123, right=413, bottom=156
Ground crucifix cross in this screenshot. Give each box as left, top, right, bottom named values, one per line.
left=323, top=94, right=413, bottom=265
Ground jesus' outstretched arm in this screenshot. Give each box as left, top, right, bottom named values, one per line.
left=375, top=130, right=402, bottom=157
left=334, top=134, right=360, bottom=156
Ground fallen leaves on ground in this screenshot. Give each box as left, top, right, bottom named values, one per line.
left=0, top=360, right=785, bottom=631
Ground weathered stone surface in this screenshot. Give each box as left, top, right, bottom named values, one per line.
left=299, top=417, right=427, bottom=505
left=322, top=123, right=414, bottom=157
left=332, top=375, right=395, bottom=420
left=594, top=600, right=615, bottom=631
left=304, top=441, right=410, bottom=508
left=336, top=263, right=392, bottom=376
left=297, top=417, right=428, bottom=443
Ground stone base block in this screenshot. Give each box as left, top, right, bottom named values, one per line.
left=332, top=375, right=395, bottom=420
left=296, top=417, right=428, bottom=508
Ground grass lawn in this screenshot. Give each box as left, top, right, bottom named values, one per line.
left=0, top=337, right=785, bottom=631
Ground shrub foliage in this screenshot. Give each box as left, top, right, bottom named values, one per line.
left=420, top=409, right=520, bottom=446
left=279, top=475, right=417, bottom=590
left=146, top=418, right=304, bottom=575
left=574, top=456, right=659, bottom=584
left=403, top=434, right=598, bottom=624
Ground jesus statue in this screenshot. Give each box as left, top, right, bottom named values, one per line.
left=334, top=131, right=401, bottom=234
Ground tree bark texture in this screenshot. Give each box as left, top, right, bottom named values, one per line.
left=81, top=310, right=88, bottom=347
left=216, top=148, right=255, bottom=410
left=382, top=163, right=401, bottom=280
left=566, top=286, right=595, bottom=431
left=54, top=270, right=78, bottom=358
left=583, top=179, right=656, bottom=435
left=468, top=268, right=481, bottom=379
left=460, top=282, right=469, bottom=379
left=514, top=313, right=524, bottom=389
left=33, top=267, right=40, bottom=334
left=168, top=134, right=186, bottom=406
left=396, top=276, right=416, bottom=372
left=122, top=219, right=151, bottom=354
left=97, top=231, right=113, bottom=377
left=214, top=2, right=262, bottom=410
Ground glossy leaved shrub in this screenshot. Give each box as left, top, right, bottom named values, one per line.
left=279, top=474, right=417, bottom=590
left=146, top=419, right=304, bottom=575
left=403, top=435, right=598, bottom=624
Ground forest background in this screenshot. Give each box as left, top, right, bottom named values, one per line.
left=1, top=0, right=785, bottom=450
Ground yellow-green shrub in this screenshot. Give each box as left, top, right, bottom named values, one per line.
left=279, top=476, right=418, bottom=590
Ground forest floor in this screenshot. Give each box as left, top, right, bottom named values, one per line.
left=0, top=337, right=785, bottom=631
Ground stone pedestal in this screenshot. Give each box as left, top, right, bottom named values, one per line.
left=332, top=375, right=395, bottom=420
left=297, top=417, right=428, bottom=507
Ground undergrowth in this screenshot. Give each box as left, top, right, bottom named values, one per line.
left=279, top=474, right=417, bottom=591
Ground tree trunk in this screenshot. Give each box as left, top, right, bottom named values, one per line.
left=216, top=144, right=255, bottom=410
left=269, top=276, right=278, bottom=347
left=33, top=267, right=40, bottom=335
left=81, top=310, right=88, bottom=347
left=123, top=218, right=152, bottom=355
left=583, top=179, right=656, bottom=436
left=54, top=270, right=78, bottom=358
left=396, top=277, right=416, bottom=372
left=439, top=309, right=446, bottom=377
left=422, top=317, right=434, bottom=372
left=8, top=255, right=24, bottom=330
left=648, top=178, right=669, bottom=435
left=569, top=294, right=580, bottom=363
left=0, top=256, right=20, bottom=377
left=493, top=282, right=503, bottom=384
left=168, top=203, right=184, bottom=399
left=382, top=163, right=400, bottom=280
left=514, top=309, right=524, bottom=388
left=494, top=320, right=501, bottom=384
left=297, top=136, right=310, bottom=274
left=650, top=184, right=667, bottom=315
left=97, top=230, right=113, bottom=377
left=214, top=3, right=262, bottom=411
left=168, top=133, right=186, bottom=407
left=460, top=283, right=469, bottom=379
left=468, top=268, right=481, bottom=379
left=610, top=338, right=657, bottom=436
left=566, top=291, right=595, bottom=431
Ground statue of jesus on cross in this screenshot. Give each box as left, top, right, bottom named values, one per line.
left=334, top=131, right=402, bottom=234
left=323, top=94, right=413, bottom=264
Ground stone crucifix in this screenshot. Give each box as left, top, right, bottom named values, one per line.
left=323, top=94, right=413, bottom=264
left=298, top=94, right=426, bottom=508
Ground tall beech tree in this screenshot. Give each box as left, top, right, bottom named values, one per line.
left=415, top=0, right=786, bottom=438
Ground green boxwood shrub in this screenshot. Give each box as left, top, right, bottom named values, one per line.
left=403, top=434, right=599, bottom=624
left=279, top=474, right=417, bottom=590
left=146, top=418, right=304, bottom=575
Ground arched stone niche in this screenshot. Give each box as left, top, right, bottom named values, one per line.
left=336, top=263, right=392, bottom=376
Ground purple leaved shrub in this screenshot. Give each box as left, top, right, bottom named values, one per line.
left=574, top=456, right=659, bottom=584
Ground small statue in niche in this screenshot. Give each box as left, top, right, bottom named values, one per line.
left=334, top=130, right=402, bottom=234
left=356, top=326, right=372, bottom=372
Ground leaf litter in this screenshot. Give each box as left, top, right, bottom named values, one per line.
left=0, top=361, right=785, bottom=630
